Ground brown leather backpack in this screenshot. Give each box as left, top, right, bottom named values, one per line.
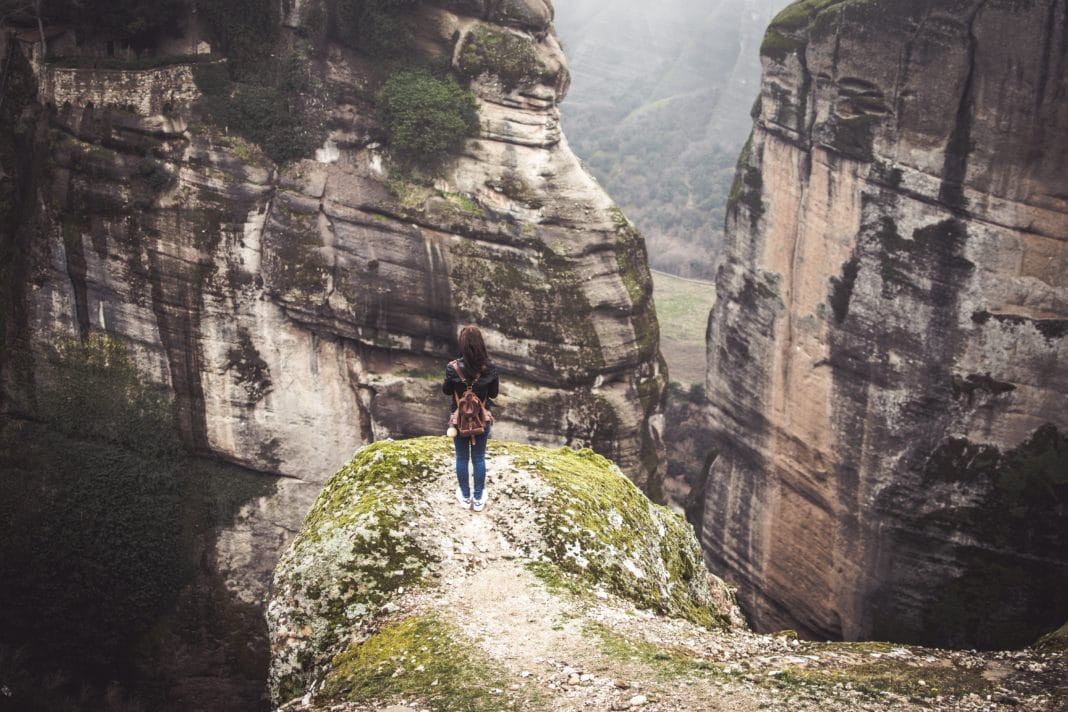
left=449, top=360, right=492, bottom=442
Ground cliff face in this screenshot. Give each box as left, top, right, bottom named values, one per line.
left=699, top=0, right=1068, bottom=648
left=3, top=0, right=665, bottom=607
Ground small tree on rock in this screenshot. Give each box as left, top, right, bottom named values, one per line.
left=376, top=67, right=479, bottom=170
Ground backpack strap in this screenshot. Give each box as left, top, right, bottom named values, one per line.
left=450, top=359, right=469, bottom=386
left=451, top=359, right=484, bottom=393
left=450, top=360, right=470, bottom=410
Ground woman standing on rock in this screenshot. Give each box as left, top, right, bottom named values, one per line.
left=443, top=325, right=499, bottom=512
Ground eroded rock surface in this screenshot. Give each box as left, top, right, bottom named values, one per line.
left=6, top=0, right=665, bottom=606
left=698, top=0, right=1068, bottom=648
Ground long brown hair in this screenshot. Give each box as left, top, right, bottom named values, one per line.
left=458, top=325, right=490, bottom=377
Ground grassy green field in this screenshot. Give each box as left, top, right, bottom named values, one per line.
left=651, top=270, right=716, bottom=386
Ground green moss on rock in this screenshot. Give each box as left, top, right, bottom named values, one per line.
left=584, top=621, right=713, bottom=678
left=726, top=133, right=765, bottom=226
left=503, top=444, right=731, bottom=629
left=610, top=207, right=654, bottom=309
left=760, top=29, right=807, bottom=63
left=762, top=1, right=878, bottom=62
left=769, top=0, right=853, bottom=33
left=438, top=190, right=483, bottom=216
left=269, top=439, right=451, bottom=700
left=298, top=439, right=448, bottom=543
left=269, top=438, right=732, bottom=704
left=458, top=25, right=551, bottom=90
left=775, top=656, right=994, bottom=699
left=325, top=614, right=517, bottom=710
left=448, top=242, right=604, bottom=375
left=521, top=392, right=623, bottom=451
left=263, top=198, right=329, bottom=302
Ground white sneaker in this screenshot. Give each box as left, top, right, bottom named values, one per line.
left=456, top=486, right=471, bottom=508
left=472, top=493, right=487, bottom=512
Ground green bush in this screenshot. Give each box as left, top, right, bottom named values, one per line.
left=195, top=0, right=279, bottom=78
left=193, top=53, right=326, bottom=165
left=336, top=0, right=419, bottom=58
left=215, top=83, right=320, bottom=164
left=377, top=67, right=479, bottom=168
left=190, top=6, right=327, bottom=167
left=457, top=25, right=550, bottom=90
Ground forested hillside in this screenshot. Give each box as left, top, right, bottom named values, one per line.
left=555, top=0, right=789, bottom=278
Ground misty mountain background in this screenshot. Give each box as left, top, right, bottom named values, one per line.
left=555, top=0, right=791, bottom=278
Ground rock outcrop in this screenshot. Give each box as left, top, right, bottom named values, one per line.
left=697, top=0, right=1068, bottom=648
left=2, top=0, right=665, bottom=605
left=267, top=437, right=739, bottom=706
left=266, top=437, right=1066, bottom=712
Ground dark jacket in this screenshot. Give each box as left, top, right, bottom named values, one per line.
left=443, top=358, right=499, bottom=412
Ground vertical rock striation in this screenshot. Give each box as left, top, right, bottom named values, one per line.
left=699, top=0, right=1068, bottom=648
left=8, top=0, right=665, bottom=606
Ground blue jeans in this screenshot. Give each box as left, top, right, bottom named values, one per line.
left=454, top=425, right=490, bottom=500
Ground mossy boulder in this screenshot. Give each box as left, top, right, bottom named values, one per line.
left=266, top=437, right=736, bottom=705
left=322, top=614, right=516, bottom=711
left=267, top=439, right=447, bottom=702
left=522, top=443, right=731, bottom=629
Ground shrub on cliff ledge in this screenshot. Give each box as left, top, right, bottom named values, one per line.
left=457, top=25, right=551, bottom=90
left=192, top=50, right=328, bottom=165
left=215, top=83, right=320, bottom=164
left=196, top=0, right=279, bottom=77
left=376, top=67, right=479, bottom=169
left=336, top=0, right=420, bottom=58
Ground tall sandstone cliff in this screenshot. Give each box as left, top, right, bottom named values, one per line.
left=698, top=0, right=1068, bottom=649
left=1, top=0, right=665, bottom=606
